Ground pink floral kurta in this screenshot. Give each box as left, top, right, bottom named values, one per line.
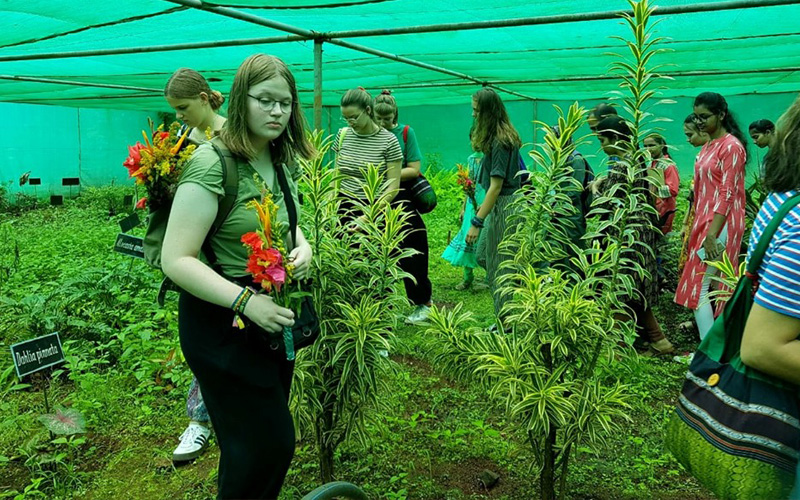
left=675, top=134, right=746, bottom=310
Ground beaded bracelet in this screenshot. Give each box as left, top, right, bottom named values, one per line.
left=231, top=287, right=255, bottom=315
left=471, top=216, right=485, bottom=228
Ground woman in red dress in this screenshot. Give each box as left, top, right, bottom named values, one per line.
left=674, top=92, right=747, bottom=341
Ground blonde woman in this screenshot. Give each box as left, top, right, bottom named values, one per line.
left=163, top=67, right=227, bottom=463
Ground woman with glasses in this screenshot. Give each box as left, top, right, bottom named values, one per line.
left=675, top=92, right=747, bottom=343
left=161, top=54, right=315, bottom=499
left=163, top=67, right=227, bottom=464
left=333, top=87, right=403, bottom=213
left=465, top=88, right=522, bottom=325
left=372, top=90, right=433, bottom=324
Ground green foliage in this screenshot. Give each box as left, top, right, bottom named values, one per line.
left=290, top=130, right=414, bottom=482
left=0, top=221, right=20, bottom=281
left=425, top=2, right=670, bottom=500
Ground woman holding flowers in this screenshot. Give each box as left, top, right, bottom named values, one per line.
left=373, top=90, right=433, bottom=324
left=442, top=141, right=488, bottom=290
left=162, top=54, right=315, bottom=499
left=465, top=88, right=523, bottom=323
left=163, top=67, right=226, bottom=464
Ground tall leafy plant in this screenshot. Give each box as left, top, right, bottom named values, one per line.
left=290, top=131, right=414, bottom=482
left=427, top=1, right=668, bottom=499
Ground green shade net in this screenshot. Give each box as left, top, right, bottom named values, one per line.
left=1, top=0, right=799, bottom=109
left=1, top=0, right=799, bottom=194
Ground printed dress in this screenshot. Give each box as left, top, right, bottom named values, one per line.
left=675, top=134, right=746, bottom=310
left=442, top=153, right=486, bottom=268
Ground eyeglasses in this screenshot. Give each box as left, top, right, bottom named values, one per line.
left=247, top=94, right=292, bottom=114
left=692, top=113, right=715, bottom=124
left=341, top=110, right=365, bottom=124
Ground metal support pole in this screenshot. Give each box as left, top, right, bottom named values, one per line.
left=162, top=0, right=535, bottom=100
left=322, top=39, right=535, bottom=100
left=164, top=0, right=317, bottom=37
left=316, top=66, right=800, bottom=91
left=0, top=75, right=161, bottom=93
left=0, top=35, right=307, bottom=62
left=323, top=0, right=800, bottom=39
left=313, top=39, right=323, bottom=132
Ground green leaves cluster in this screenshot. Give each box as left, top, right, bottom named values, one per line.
left=290, top=130, right=415, bottom=482
left=426, top=2, right=669, bottom=499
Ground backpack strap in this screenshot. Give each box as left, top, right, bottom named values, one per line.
left=202, top=138, right=239, bottom=271
left=746, top=193, right=800, bottom=275
left=274, top=162, right=298, bottom=246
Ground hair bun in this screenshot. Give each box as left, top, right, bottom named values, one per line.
left=381, top=89, right=392, bottom=95
left=209, top=90, right=225, bottom=110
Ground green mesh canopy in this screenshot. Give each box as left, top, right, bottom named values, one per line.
left=1, top=0, right=799, bottom=110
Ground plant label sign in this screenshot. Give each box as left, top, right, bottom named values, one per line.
left=10, top=332, right=65, bottom=379
left=119, top=212, right=141, bottom=233
left=114, top=233, right=145, bottom=259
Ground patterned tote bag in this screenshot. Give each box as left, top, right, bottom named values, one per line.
left=666, top=194, right=800, bottom=500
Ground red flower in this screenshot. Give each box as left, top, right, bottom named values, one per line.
left=245, top=248, right=285, bottom=292
left=123, top=143, right=145, bottom=178
left=135, top=197, right=147, bottom=210
left=159, top=131, right=170, bottom=140
left=241, top=232, right=264, bottom=251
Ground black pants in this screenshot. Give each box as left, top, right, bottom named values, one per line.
left=398, top=207, right=432, bottom=306
left=179, top=291, right=295, bottom=500
left=338, top=196, right=432, bottom=306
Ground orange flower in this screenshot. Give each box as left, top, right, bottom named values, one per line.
left=249, top=201, right=272, bottom=247
left=241, top=231, right=263, bottom=251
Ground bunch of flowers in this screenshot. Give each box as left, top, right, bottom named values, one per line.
left=241, top=189, right=292, bottom=293
left=456, top=163, right=477, bottom=208
left=241, top=186, right=305, bottom=360
left=123, top=120, right=195, bottom=210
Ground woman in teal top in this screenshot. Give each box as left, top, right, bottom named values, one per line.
left=442, top=150, right=489, bottom=289
left=161, top=53, right=315, bottom=499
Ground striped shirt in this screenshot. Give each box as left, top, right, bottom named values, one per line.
left=748, top=190, right=800, bottom=318
left=332, top=126, right=403, bottom=198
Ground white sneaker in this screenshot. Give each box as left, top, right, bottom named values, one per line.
left=172, top=423, right=211, bottom=462
left=404, top=305, right=431, bottom=325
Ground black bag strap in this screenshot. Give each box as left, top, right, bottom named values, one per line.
left=202, top=138, right=239, bottom=269
left=274, top=161, right=298, bottom=246
left=746, top=193, right=800, bottom=275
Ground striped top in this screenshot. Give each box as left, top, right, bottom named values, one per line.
left=748, top=190, right=800, bottom=318
left=333, top=126, right=403, bottom=198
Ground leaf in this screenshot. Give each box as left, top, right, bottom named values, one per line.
left=37, top=406, right=86, bottom=435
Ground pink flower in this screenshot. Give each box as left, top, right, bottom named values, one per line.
left=135, top=197, right=147, bottom=210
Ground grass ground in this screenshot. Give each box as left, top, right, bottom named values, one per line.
left=0, top=187, right=713, bottom=499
